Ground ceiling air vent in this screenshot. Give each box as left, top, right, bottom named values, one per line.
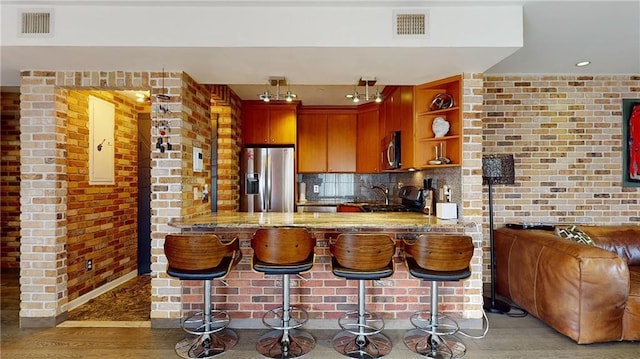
left=393, top=10, right=429, bottom=39
left=20, top=10, right=53, bottom=36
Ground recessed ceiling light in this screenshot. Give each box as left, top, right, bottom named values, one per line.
left=575, top=61, right=591, bottom=67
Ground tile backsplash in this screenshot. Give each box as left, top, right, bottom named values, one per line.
left=299, top=167, right=461, bottom=205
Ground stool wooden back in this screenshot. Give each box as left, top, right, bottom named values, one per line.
left=404, top=235, right=473, bottom=271
left=165, top=234, right=239, bottom=271
left=330, top=233, right=396, bottom=270
left=251, top=228, right=315, bottom=264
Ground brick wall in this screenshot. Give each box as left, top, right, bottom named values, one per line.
left=18, top=70, right=166, bottom=326
left=1, top=92, right=21, bottom=268
left=64, top=90, right=140, bottom=301
left=462, top=73, right=485, bottom=225
left=149, top=73, right=220, bottom=322
left=179, top=73, right=213, bottom=218
left=483, top=74, right=640, bottom=227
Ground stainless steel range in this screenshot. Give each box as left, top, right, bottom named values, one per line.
left=360, top=186, right=423, bottom=212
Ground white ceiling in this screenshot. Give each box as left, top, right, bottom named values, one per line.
left=1, top=1, right=638, bottom=106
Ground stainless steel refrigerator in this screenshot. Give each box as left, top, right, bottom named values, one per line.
left=240, top=147, right=295, bottom=212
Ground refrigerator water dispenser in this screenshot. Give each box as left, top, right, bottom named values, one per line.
left=246, top=173, right=259, bottom=195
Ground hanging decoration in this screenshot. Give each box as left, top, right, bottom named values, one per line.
left=152, top=68, right=172, bottom=153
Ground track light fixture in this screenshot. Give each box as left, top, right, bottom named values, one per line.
left=258, top=77, right=298, bottom=102
left=346, top=77, right=383, bottom=104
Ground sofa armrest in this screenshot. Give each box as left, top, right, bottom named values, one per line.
left=578, top=226, right=640, bottom=266
left=494, top=227, right=629, bottom=344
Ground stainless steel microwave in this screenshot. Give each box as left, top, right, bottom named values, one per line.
left=382, top=131, right=401, bottom=170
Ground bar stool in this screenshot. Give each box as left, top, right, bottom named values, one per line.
left=329, top=233, right=396, bottom=358
left=402, top=234, right=474, bottom=359
left=251, top=227, right=316, bottom=358
left=164, top=234, right=242, bottom=359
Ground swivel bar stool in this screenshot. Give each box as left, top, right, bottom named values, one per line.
left=402, top=234, right=474, bottom=359
left=251, top=227, right=316, bottom=358
left=164, top=234, right=242, bottom=359
left=329, top=233, right=396, bottom=358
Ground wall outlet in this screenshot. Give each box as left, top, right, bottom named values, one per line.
left=86, top=259, right=93, bottom=271
left=313, top=184, right=320, bottom=193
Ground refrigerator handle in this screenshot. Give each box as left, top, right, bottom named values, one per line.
left=259, top=151, right=267, bottom=212
left=266, top=153, right=272, bottom=211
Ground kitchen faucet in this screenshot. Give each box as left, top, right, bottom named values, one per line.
left=370, top=184, right=390, bottom=205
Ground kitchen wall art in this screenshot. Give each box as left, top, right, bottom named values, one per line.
left=623, top=99, right=640, bottom=187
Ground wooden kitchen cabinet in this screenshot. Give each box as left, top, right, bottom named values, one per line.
left=297, top=112, right=327, bottom=173
left=327, top=113, right=357, bottom=172
left=356, top=103, right=380, bottom=173
left=380, top=86, right=400, bottom=134
left=242, top=101, right=297, bottom=145
left=297, top=107, right=357, bottom=173
left=412, top=74, right=462, bottom=169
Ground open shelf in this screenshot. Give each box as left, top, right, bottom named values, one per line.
left=412, top=75, right=462, bottom=170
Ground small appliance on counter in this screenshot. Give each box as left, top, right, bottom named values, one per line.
left=436, top=184, right=458, bottom=219
left=422, top=179, right=436, bottom=216
left=397, top=186, right=424, bottom=211
left=299, top=182, right=307, bottom=203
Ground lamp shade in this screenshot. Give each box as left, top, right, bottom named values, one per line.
left=482, top=154, right=515, bottom=184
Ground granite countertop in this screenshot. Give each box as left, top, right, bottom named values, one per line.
left=296, top=200, right=395, bottom=207
left=169, top=211, right=460, bottom=229
left=296, top=201, right=341, bottom=207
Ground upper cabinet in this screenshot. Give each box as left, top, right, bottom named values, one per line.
left=242, top=101, right=297, bottom=145
left=327, top=112, right=357, bottom=172
left=297, top=111, right=327, bottom=173
left=412, top=75, right=462, bottom=169
left=356, top=103, right=380, bottom=173
left=298, top=107, right=357, bottom=173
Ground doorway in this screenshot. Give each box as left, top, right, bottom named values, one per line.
left=137, top=112, right=152, bottom=274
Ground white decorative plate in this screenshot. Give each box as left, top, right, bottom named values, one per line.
left=432, top=117, right=450, bottom=138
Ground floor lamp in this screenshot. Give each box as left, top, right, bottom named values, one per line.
left=482, top=154, right=515, bottom=314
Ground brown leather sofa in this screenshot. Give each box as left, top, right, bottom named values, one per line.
left=494, top=225, right=640, bottom=344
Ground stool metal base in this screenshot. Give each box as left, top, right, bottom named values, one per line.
left=332, top=330, right=392, bottom=359
left=256, top=328, right=316, bottom=358
left=403, top=329, right=466, bottom=359
left=262, top=306, right=309, bottom=331
left=175, top=328, right=239, bottom=359
left=409, top=311, right=460, bottom=337
left=338, top=311, right=384, bottom=337
left=182, top=310, right=231, bottom=336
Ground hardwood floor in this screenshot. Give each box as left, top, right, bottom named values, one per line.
left=2, top=269, right=638, bottom=358
left=66, top=274, right=151, bottom=322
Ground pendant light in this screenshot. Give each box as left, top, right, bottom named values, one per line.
left=259, top=84, right=272, bottom=102
left=346, top=77, right=383, bottom=104
left=258, top=77, right=298, bottom=102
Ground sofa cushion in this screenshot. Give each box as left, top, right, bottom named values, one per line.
left=556, top=225, right=596, bottom=246
left=578, top=226, right=640, bottom=266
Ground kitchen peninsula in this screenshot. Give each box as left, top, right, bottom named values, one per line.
left=165, top=212, right=483, bottom=329
left=170, top=211, right=457, bottom=230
